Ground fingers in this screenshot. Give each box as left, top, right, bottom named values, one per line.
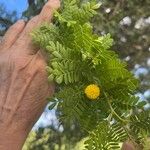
left=122, top=141, right=135, bottom=150
left=38, top=0, right=60, bottom=24
left=16, top=0, right=60, bottom=55
left=14, top=15, right=40, bottom=55
left=0, top=20, right=25, bottom=50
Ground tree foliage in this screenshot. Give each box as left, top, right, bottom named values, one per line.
left=0, top=3, right=17, bottom=35
left=23, top=125, right=84, bottom=150
left=24, top=125, right=150, bottom=150
left=31, top=0, right=150, bottom=149
left=94, top=0, right=150, bottom=93
left=21, top=0, right=150, bottom=92
left=22, top=0, right=46, bottom=19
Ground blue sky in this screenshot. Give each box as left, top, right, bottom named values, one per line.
left=0, top=0, right=28, bottom=17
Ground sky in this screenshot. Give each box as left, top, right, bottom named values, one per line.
left=0, top=0, right=28, bottom=17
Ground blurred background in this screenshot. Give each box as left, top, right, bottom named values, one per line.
left=0, top=0, right=150, bottom=149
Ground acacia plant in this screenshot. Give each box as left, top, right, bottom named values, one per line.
left=31, top=0, right=150, bottom=149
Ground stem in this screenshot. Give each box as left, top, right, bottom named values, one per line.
left=104, top=92, right=127, bottom=123
left=104, top=93, right=140, bottom=148
left=107, top=99, right=127, bottom=123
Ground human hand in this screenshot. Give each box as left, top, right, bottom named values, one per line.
left=0, top=0, right=60, bottom=149
left=122, top=141, right=137, bottom=150
left=121, top=140, right=143, bottom=150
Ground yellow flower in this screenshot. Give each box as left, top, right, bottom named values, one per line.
left=84, top=84, right=100, bottom=100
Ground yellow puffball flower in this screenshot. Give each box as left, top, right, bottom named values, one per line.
left=84, top=84, right=100, bottom=100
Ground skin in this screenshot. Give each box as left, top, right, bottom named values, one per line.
left=0, top=0, right=60, bottom=149
left=122, top=141, right=136, bottom=150
left=0, top=0, right=136, bottom=149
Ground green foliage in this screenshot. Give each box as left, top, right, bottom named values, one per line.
left=94, top=0, right=150, bottom=92
left=23, top=127, right=83, bottom=150
left=129, top=110, right=150, bottom=145
left=31, top=0, right=150, bottom=149
left=85, top=121, right=127, bottom=150
left=24, top=125, right=150, bottom=150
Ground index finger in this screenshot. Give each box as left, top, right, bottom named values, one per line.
left=15, top=0, right=60, bottom=54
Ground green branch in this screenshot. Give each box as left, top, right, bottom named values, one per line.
left=107, top=99, right=127, bottom=123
